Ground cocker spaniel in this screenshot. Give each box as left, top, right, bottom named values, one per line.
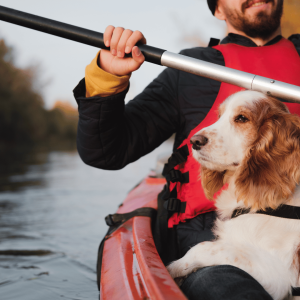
left=167, top=90, right=300, bottom=300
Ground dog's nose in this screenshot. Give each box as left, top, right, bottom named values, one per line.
left=190, top=135, right=208, bottom=150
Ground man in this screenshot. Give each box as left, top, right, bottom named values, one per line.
left=74, top=0, right=300, bottom=299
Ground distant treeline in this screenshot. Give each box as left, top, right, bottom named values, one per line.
left=0, top=39, right=78, bottom=150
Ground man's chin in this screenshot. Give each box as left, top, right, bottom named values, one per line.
left=246, top=9, right=273, bottom=26
left=246, top=12, right=271, bottom=24
left=227, top=0, right=282, bottom=40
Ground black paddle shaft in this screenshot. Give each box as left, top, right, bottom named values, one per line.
left=0, top=5, right=166, bottom=65
left=2, top=5, right=300, bottom=103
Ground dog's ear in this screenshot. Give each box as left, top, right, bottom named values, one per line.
left=201, top=166, right=225, bottom=200
left=235, top=102, right=300, bottom=210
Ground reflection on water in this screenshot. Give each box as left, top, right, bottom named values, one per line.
left=0, top=150, right=47, bottom=192
left=0, top=142, right=172, bottom=300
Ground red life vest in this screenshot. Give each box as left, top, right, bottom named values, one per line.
left=164, top=37, right=300, bottom=228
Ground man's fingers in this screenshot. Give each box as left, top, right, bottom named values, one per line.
left=101, top=26, right=146, bottom=75
left=110, top=27, right=124, bottom=56
left=103, top=25, right=115, bottom=47
left=125, top=30, right=147, bottom=54
left=117, top=29, right=133, bottom=58
left=129, top=46, right=145, bottom=70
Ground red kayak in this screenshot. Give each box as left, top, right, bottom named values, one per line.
left=99, top=173, right=187, bottom=299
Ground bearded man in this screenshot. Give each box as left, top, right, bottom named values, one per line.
left=74, top=0, right=300, bottom=299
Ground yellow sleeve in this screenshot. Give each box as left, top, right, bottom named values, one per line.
left=85, top=51, right=130, bottom=98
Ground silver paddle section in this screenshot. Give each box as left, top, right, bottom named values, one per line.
left=161, top=51, right=300, bottom=103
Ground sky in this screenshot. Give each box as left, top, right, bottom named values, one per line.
left=0, top=0, right=225, bottom=108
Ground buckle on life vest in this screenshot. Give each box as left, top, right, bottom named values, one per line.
left=163, top=145, right=189, bottom=175
left=175, top=144, right=189, bottom=161
left=164, top=198, right=186, bottom=213
left=168, top=169, right=189, bottom=183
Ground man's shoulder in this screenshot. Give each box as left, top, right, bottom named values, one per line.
left=288, top=34, right=300, bottom=56
left=288, top=34, right=300, bottom=46
left=179, top=46, right=224, bottom=65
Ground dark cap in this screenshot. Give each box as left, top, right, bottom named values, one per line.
left=207, top=0, right=217, bottom=15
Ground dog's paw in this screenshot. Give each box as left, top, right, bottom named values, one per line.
left=167, top=259, right=194, bottom=279
left=167, top=261, right=183, bottom=278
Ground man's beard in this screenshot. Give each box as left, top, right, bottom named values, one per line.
left=224, top=0, right=283, bottom=40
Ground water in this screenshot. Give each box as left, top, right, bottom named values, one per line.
left=0, top=142, right=172, bottom=300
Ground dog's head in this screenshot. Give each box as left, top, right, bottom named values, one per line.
left=191, top=90, right=300, bottom=210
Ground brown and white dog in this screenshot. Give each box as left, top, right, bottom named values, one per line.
left=167, top=90, right=300, bottom=300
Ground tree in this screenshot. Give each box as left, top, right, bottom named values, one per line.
left=0, top=39, right=78, bottom=149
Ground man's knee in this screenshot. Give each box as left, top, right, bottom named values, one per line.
left=180, top=265, right=273, bottom=300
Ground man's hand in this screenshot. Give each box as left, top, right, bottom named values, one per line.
left=99, top=26, right=146, bottom=76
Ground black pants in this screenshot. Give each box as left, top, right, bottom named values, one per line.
left=176, top=212, right=273, bottom=300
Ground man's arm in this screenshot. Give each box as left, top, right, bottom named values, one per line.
left=73, top=26, right=181, bottom=170
left=74, top=57, right=181, bottom=170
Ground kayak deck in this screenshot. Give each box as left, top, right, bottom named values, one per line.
left=100, top=175, right=187, bottom=299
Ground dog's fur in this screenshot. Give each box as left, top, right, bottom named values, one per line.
left=167, top=91, right=300, bottom=300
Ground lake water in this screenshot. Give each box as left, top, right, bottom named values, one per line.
left=0, top=142, right=172, bottom=300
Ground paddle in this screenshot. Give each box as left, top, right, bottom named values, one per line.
left=0, top=5, right=300, bottom=103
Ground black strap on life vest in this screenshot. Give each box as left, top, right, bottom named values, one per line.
left=163, top=197, right=187, bottom=213
left=231, top=204, right=300, bottom=296
left=154, top=145, right=189, bottom=264
left=162, top=145, right=189, bottom=175
left=164, top=169, right=189, bottom=184
left=161, top=183, right=186, bottom=214
left=153, top=189, right=180, bottom=266
left=162, top=145, right=189, bottom=214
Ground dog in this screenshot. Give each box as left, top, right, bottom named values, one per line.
left=166, top=90, right=300, bottom=300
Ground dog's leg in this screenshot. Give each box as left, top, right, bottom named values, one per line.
left=167, top=240, right=292, bottom=300
left=167, top=241, right=225, bottom=279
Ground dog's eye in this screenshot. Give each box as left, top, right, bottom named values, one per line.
left=235, top=115, right=249, bottom=123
